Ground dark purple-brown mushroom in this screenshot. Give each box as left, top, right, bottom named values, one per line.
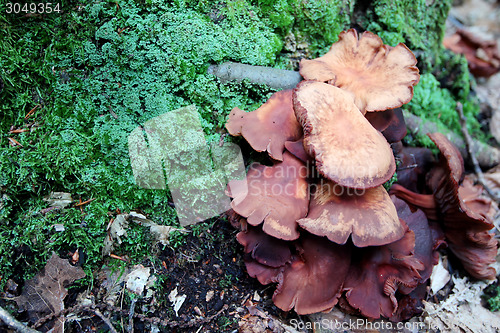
left=341, top=220, right=424, bottom=319
left=366, top=108, right=407, bottom=143
left=391, top=133, right=498, bottom=280
left=272, top=234, right=351, bottom=314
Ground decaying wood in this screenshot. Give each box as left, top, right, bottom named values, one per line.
left=403, top=110, right=500, bottom=169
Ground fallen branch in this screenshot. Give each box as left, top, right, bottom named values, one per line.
left=94, top=308, right=119, bottom=333
left=456, top=102, right=500, bottom=202
left=403, top=110, right=500, bottom=169
left=208, top=62, right=302, bottom=90
left=0, top=305, right=40, bottom=333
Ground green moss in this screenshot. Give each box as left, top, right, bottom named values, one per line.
left=402, top=73, right=484, bottom=147
left=254, top=0, right=353, bottom=57
left=364, top=0, right=452, bottom=71
left=0, top=0, right=281, bottom=286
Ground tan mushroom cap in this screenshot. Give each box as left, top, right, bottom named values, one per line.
left=294, top=81, right=396, bottom=189
left=297, top=182, right=404, bottom=247
left=226, top=152, right=309, bottom=241
left=225, top=89, right=302, bottom=161
left=299, top=29, right=420, bottom=113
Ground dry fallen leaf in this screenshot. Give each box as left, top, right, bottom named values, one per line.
left=168, top=287, right=187, bottom=317
left=130, top=211, right=187, bottom=245
left=14, top=253, right=86, bottom=331
left=102, top=213, right=129, bottom=256
left=423, top=276, right=500, bottom=333
left=429, top=256, right=451, bottom=295
left=126, top=265, right=154, bottom=296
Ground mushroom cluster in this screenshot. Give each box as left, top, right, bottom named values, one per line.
left=225, top=29, right=498, bottom=320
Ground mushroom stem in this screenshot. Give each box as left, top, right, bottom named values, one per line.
left=390, top=184, right=438, bottom=220
left=209, top=62, right=500, bottom=168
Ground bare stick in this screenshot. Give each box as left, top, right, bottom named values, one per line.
left=94, top=309, right=119, bottom=333
left=127, top=297, right=137, bottom=333
left=0, top=305, right=40, bottom=333
left=208, top=62, right=302, bottom=90
left=403, top=110, right=500, bottom=168
left=456, top=102, right=500, bottom=203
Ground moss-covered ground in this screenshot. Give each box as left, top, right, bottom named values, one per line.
left=0, top=0, right=496, bottom=329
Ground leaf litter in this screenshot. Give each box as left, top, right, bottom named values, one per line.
left=13, top=253, right=86, bottom=332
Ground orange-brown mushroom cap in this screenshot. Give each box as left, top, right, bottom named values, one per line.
left=227, top=152, right=309, bottom=240
left=299, top=29, right=420, bottom=112
left=297, top=181, right=404, bottom=247
left=225, top=89, right=302, bottom=161
left=293, top=81, right=396, bottom=189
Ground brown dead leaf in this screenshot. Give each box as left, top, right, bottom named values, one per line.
left=14, top=253, right=86, bottom=328
left=443, top=28, right=500, bottom=77
left=423, top=276, right=500, bottom=333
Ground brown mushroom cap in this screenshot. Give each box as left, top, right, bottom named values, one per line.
left=236, top=226, right=292, bottom=268
left=427, top=132, right=465, bottom=186
left=227, top=152, right=309, bottom=240
left=342, top=221, right=424, bottom=319
left=293, top=81, right=396, bottom=189
left=299, top=29, right=420, bottom=112
left=297, top=181, right=404, bottom=247
left=272, top=234, right=351, bottom=315
left=225, top=89, right=302, bottom=161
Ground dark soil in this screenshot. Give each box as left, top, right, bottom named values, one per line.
left=1, top=216, right=300, bottom=333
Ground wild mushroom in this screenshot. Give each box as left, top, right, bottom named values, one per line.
left=341, top=220, right=423, bottom=319
left=293, top=81, right=396, bottom=189
left=226, top=152, right=309, bottom=240
left=240, top=229, right=351, bottom=315
left=365, top=108, right=407, bottom=143
left=225, top=89, right=302, bottom=161
left=297, top=181, right=404, bottom=247
left=299, top=29, right=420, bottom=113
left=237, top=225, right=292, bottom=268
left=392, top=141, right=435, bottom=193
left=391, top=133, right=498, bottom=279
left=272, top=233, right=350, bottom=314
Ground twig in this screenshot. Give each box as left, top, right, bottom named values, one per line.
left=0, top=305, right=41, bottom=333
left=94, top=308, right=119, bottom=333
left=127, top=298, right=137, bottom=333
left=403, top=110, right=500, bottom=168
left=456, top=102, right=500, bottom=203
left=74, top=198, right=96, bottom=207
left=207, top=62, right=302, bottom=90
left=25, top=104, right=40, bottom=120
